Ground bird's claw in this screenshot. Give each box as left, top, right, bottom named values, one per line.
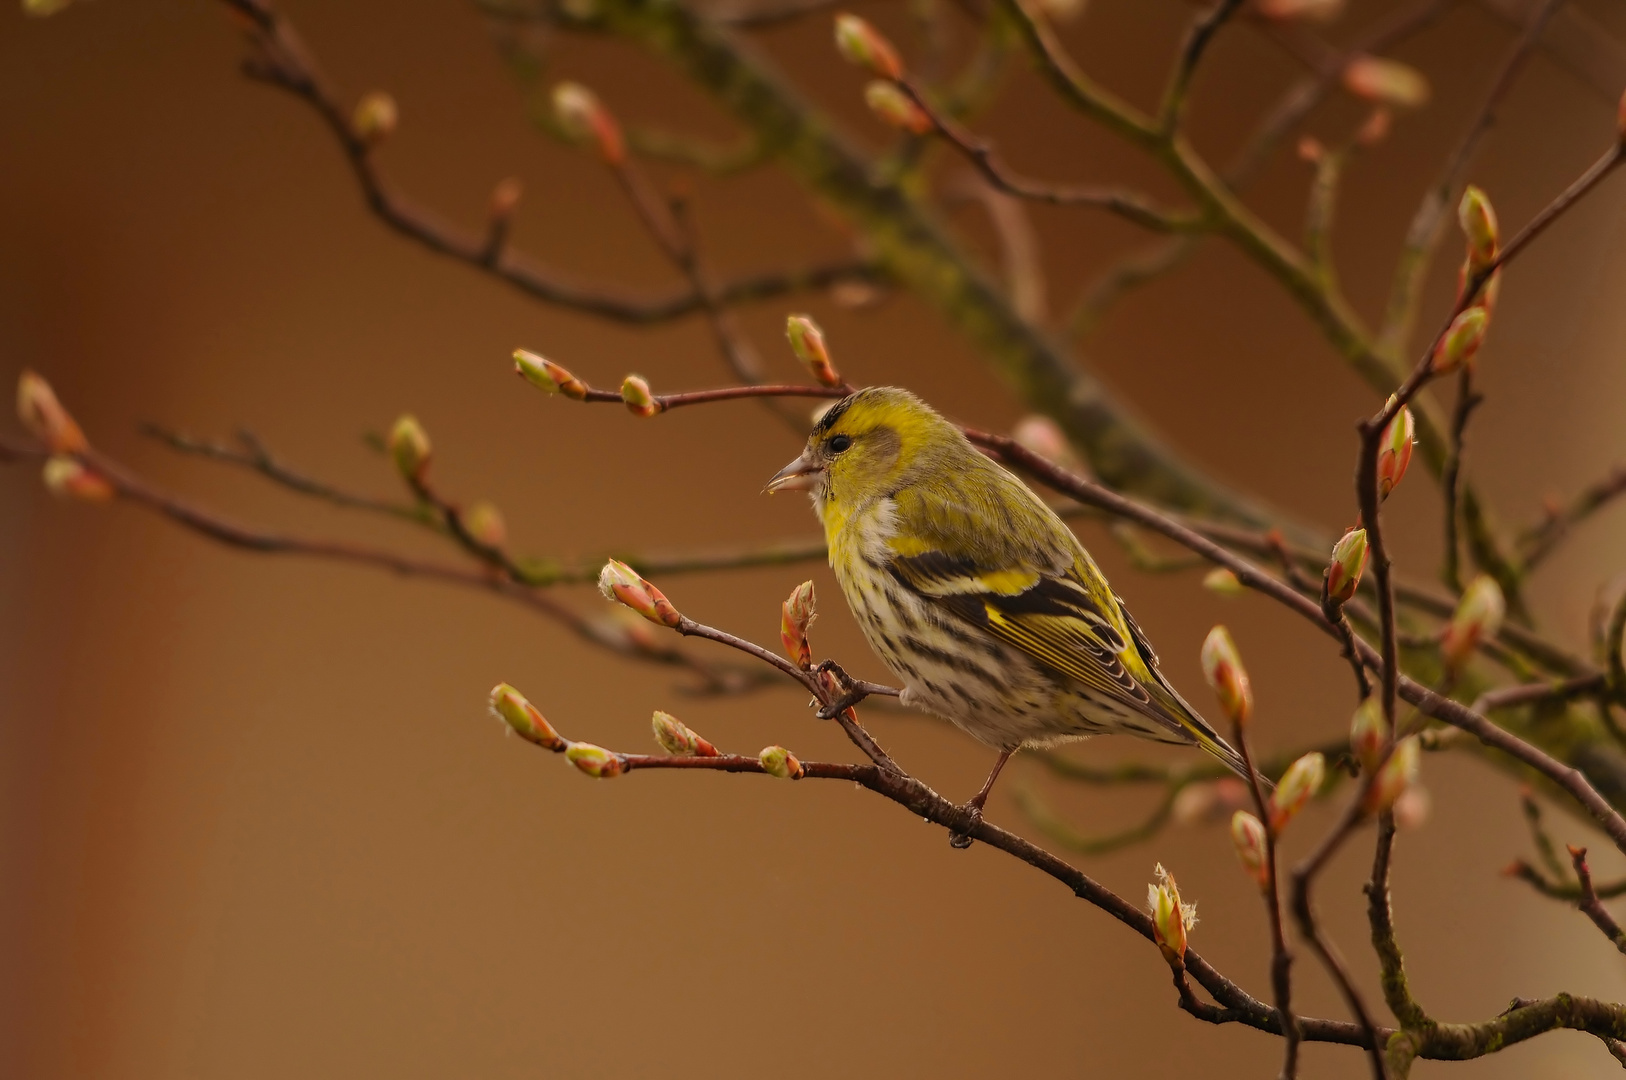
left=948, top=803, right=984, bottom=850
left=812, top=660, right=860, bottom=719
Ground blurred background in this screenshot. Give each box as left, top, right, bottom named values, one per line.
left=3, top=0, right=1626, bottom=1075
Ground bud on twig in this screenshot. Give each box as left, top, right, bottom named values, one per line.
left=1147, top=863, right=1196, bottom=964
left=620, top=375, right=661, bottom=418
left=1431, top=307, right=1489, bottom=376
left=489, top=683, right=567, bottom=750
left=1230, top=810, right=1270, bottom=888
left=1349, top=696, right=1387, bottom=773
left=1325, top=528, right=1368, bottom=604
left=1268, top=752, right=1325, bottom=833
left=834, top=13, right=902, bottom=80
left=585, top=607, right=666, bottom=657
left=388, top=414, right=431, bottom=482
left=1342, top=56, right=1430, bottom=109
left=780, top=580, right=817, bottom=669
left=785, top=315, right=843, bottom=388
left=1254, top=0, right=1344, bottom=21
left=464, top=501, right=507, bottom=549
left=489, top=176, right=523, bottom=222
left=1441, top=574, right=1505, bottom=670
left=652, top=710, right=719, bottom=756
left=566, top=742, right=625, bottom=778
left=1355, top=108, right=1392, bottom=148
left=1010, top=414, right=1087, bottom=475
left=1392, top=783, right=1430, bottom=830
left=1457, top=185, right=1499, bottom=271
left=513, top=349, right=589, bottom=400
left=17, top=371, right=87, bottom=454
left=759, top=745, right=804, bottom=779
left=863, top=81, right=934, bottom=135
left=42, top=456, right=113, bottom=501
left=552, top=82, right=624, bottom=165
left=597, top=559, right=683, bottom=628
left=1363, top=735, right=1420, bottom=815
left=1203, top=567, right=1244, bottom=597
left=1376, top=404, right=1415, bottom=500
left=1200, top=625, right=1252, bottom=727
left=352, top=91, right=398, bottom=145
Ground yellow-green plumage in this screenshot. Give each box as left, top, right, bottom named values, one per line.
left=771, top=387, right=1248, bottom=779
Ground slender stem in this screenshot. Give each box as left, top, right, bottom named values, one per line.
left=1366, top=814, right=1431, bottom=1029
left=1569, top=846, right=1626, bottom=956
left=1440, top=369, right=1482, bottom=592
left=1518, top=464, right=1626, bottom=571
left=1234, top=715, right=1301, bottom=1077
left=1156, top=0, right=1247, bottom=136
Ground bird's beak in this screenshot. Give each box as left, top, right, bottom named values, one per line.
left=765, top=451, right=824, bottom=494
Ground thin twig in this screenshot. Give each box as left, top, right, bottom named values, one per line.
left=1570, top=845, right=1626, bottom=956
left=1518, top=465, right=1626, bottom=571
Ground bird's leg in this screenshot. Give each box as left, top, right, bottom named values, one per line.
left=810, top=660, right=891, bottom=718
left=948, top=749, right=1014, bottom=850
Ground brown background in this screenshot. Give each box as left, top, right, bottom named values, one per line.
left=3, top=1, right=1626, bottom=1076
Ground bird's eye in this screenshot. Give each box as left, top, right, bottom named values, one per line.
left=828, top=434, right=853, bottom=454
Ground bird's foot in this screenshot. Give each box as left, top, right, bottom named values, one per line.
left=812, top=660, right=861, bottom=719
left=948, top=803, right=984, bottom=850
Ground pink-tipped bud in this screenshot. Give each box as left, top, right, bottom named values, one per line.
left=785, top=314, right=843, bottom=388
left=863, top=81, right=933, bottom=135
left=42, top=456, right=113, bottom=501
left=1457, top=185, right=1499, bottom=270
left=17, top=370, right=87, bottom=454
left=585, top=608, right=666, bottom=658
left=1230, top=810, right=1270, bottom=888
left=1349, top=696, right=1388, bottom=773
left=490, top=176, right=523, bottom=221
left=352, top=91, right=398, bottom=145
left=1268, top=752, right=1325, bottom=834
left=1392, top=783, right=1430, bottom=830
left=1342, top=56, right=1430, bottom=109
left=1325, top=528, right=1369, bottom=604
left=1376, top=405, right=1415, bottom=500
left=1296, top=135, right=1325, bottom=164
left=759, top=745, right=804, bottom=779
left=566, top=742, right=625, bottom=778
left=1203, top=567, right=1244, bottom=597
left=652, top=710, right=719, bottom=757
left=1355, top=108, right=1393, bottom=148
left=1431, top=307, right=1489, bottom=376
left=1254, top=0, right=1344, bottom=21
left=1200, top=625, right=1253, bottom=727
left=552, top=82, right=624, bottom=165
left=834, top=13, right=902, bottom=80
left=597, top=559, right=682, bottom=628
left=1171, top=777, right=1250, bottom=826
left=388, top=414, right=431, bottom=482
left=464, top=501, right=507, bottom=549
left=620, top=375, right=661, bottom=418
left=1147, top=863, right=1196, bottom=964
left=1441, top=574, right=1505, bottom=669
left=780, top=580, right=817, bottom=669
left=1363, top=735, right=1420, bottom=815
left=513, top=349, right=588, bottom=400
left=1010, top=414, right=1087, bottom=474
left=489, top=683, right=567, bottom=750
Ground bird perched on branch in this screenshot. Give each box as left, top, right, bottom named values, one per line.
left=766, top=387, right=1250, bottom=847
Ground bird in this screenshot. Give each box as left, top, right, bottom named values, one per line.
left=765, top=386, right=1252, bottom=846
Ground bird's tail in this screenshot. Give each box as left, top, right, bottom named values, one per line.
left=1153, top=680, right=1275, bottom=792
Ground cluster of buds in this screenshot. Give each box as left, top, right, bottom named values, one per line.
left=785, top=315, right=843, bottom=388
left=652, top=710, right=719, bottom=757
left=462, top=501, right=507, bottom=549
left=1431, top=307, right=1490, bottom=376
left=1455, top=185, right=1502, bottom=328
left=1202, top=567, right=1244, bottom=597
left=1325, top=527, right=1369, bottom=604
left=1254, top=0, right=1344, bottom=21
left=514, top=349, right=589, bottom=400
left=1348, top=696, right=1388, bottom=772
left=17, top=370, right=87, bottom=454
left=1268, top=752, right=1325, bottom=833
left=388, top=414, right=431, bottom=483
left=1342, top=55, right=1430, bottom=109
left=1200, top=626, right=1253, bottom=727
left=566, top=742, right=625, bottom=778
left=1441, top=574, right=1505, bottom=670
left=1362, top=735, right=1420, bottom=815
left=352, top=91, right=398, bottom=146
left=1230, top=810, right=1270, bottom=888
left=1376, top=402, right=1415, bottom=500
left=42, top=456, right=113, bottom=501
left=620, top=375, right=661, bottom=418
left=598, top=559, right=683, bottom=628
left=759, top=745, right=804, bottom=779
left=834, top=13, right=902, bottom=79
left=1147, top=863, right=1197, bottom=964
left=552, top=82, right=624, bottom=165
left=864, top=82, right=933, bottom=135
left=780, top=580, right=817, bottom=669
left=489, top=683, right=567, bottom=750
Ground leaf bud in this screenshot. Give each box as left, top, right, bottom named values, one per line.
left=552, top=82, right=624, bottom=165
left=1325, top=528, right=1368, bottom=604
left=780, top=580, right=817, bottom=669
left=388, top=414, right=431, bottom=482
left=489, top=176, right=523, bottom=222
left=1172, top=777, right=1249, bottom=826
left=566, top=742, right=625, bottom=778
left=514, top=349, right=588, bottom=400
left=1268, top=752, right=1325, bottom=833
left=1147, top=863, right=1196, bottom=964
left=16, top=370, right=87, bottom=454
left=1431, top=307, right=1489, bottom=376
left=352, top=91, right=398, bottom=145
left=1230, top=810, right=1270, bottom=889
left=785, top=314, right=843, bottom=388
left=1342, top=56, right=1430, bottom=109
left=759, top=745, right=804, bottom=779
left=1376, top=405, right=1415, bottom=500
left=1441, top=574, right=1505, bottom=669
left=863, top=81, right=933, bottom=135
left=597, top=559, right=682, bottom=628
left=42, top=456, right=113, bottom=501
left=1349, top=696, right=1388, bottom=773
left=1010, top=414, right=1087, bottom=474
left=1457, top=185, right=1499, bottom=271
left=652, top=710, right=718, bottom=757
left=463, top=501, right=507, bottom=549
left=1254, top=0, right=1343, bottom=20
left=489, top=683, right=566, bottom=750
left=620, top=375, right=661, bottom=418
left=1362, top=735, right=1420, bottom=815
left=1200, top=625, right=1253, bottom=727
left=834, top=13, right=902, bottom=80
left=1202, top=567, right=1244, bottom=597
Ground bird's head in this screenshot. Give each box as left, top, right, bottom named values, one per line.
left=765, top=387, right=958, bottom=515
